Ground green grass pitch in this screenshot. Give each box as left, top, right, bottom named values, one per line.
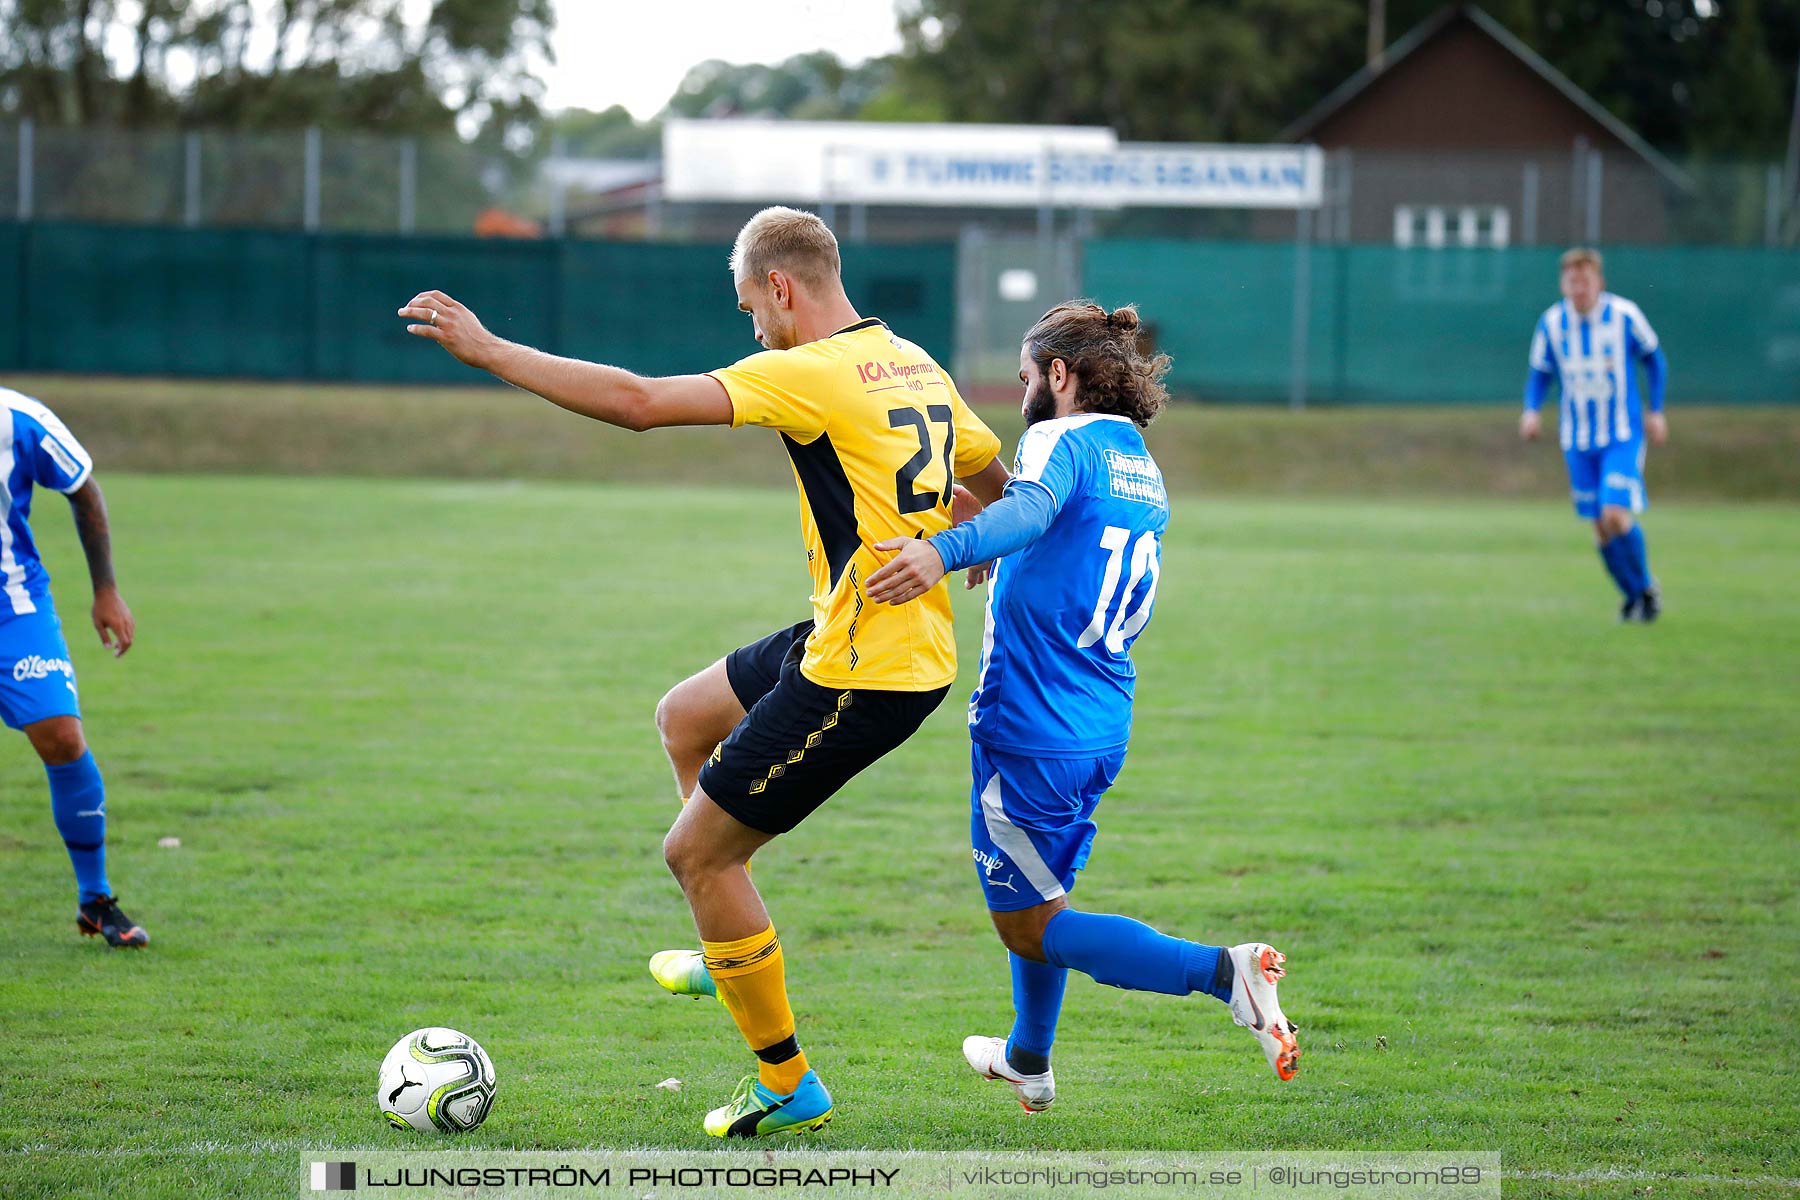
left=0, top=474, right=1794, bottom=1198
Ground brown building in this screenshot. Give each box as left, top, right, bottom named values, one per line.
left=1281, top=4, right=1688, bottom=246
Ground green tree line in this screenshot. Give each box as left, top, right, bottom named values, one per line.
left=889, top=0, right=1797, bottom=158
left=3, top=1, right=1792, bottom=173
left=554, top=0, right=1796, bottom=162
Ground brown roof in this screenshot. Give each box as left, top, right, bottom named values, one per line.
left=1282, top=4, right=1687, bottom=188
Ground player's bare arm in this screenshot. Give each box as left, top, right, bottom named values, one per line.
left=1646, top=411, right=1668, bottom=444
left=962, top=456, right=1009, bottom=506
left=1519, top=410, right=1541, bottom=441
left=950, top=482, right=991, bottom=589
left=68, top=478, right=134, bottom=658
left=954, top=459, right=1010, bottom=586
left=399, top=290, right=732, bottom=430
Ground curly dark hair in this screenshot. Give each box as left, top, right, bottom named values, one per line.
left=1024, top=300, right=1171, bottom=428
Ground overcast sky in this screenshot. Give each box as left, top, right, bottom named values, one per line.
left=541, top=0, right=905, bottom=118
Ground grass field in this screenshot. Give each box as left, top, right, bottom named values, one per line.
left=11, top=373, right=1800, bottom=501
left=0, top=472, right=1796, bottom=1199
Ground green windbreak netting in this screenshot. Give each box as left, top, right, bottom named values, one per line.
left=1085, top=240, right=1800, bottom=404
left=0, top=223, right=958, bottom=386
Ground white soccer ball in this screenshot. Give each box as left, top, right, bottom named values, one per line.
left=377, top=1027, right=496, bottom=1132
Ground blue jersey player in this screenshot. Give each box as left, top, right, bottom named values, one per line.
left=867, top=303, right=1299, bottom=1110
left=1523, top=247, right=1669, bottom=621
left=1, top=386, right=146, bottom=947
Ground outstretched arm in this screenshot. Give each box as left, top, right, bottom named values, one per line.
left=948, top=456, right=1013, bottom=587
left=67, top=479, right=134, bottom=657
left=400, top=290, right=732, bottom=430
left=866, top=482, right=1059, bottom=606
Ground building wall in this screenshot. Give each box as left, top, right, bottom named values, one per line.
left=1310, top=20, right=1636, bottom=153
left=1326, top=150, right=1668, bottom=245
left=1290, top=16, right=1674, bottom=245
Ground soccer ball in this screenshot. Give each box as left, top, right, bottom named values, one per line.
left=377, top=1027, right=496, bottom=1132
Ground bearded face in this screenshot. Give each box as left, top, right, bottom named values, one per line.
left=1023, top=374, right=1059, bottom=426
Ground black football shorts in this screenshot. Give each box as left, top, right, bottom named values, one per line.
left=699, top=620, right=950, bottom=836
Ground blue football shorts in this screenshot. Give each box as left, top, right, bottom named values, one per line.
left=969, top=742, right=1127, bottom=913
left=0, top=597, right=82, bottom=730
left=1565, top=440, right=1647, bottom=519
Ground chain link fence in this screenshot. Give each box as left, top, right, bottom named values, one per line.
left=1, top=122, right=1792, bottom=248
left=0, top=122, right=516, bottom=234
left=3, top=122, right=1795, bottom=403
left=1301, top=148, right=1797, bottom=250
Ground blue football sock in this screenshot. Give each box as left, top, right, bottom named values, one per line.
left=47, top=751, right=110, bottom=903
left=1005, top=952, right=1066, bottom=1075
left=1598, top=538, right=1638, bottom=600
left=1621, top=524, right=1653, bottom=594
left=1041, top=910, right=1230, bottom=1004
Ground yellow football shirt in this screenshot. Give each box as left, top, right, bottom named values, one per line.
left=709, top=318, right=1002, bottom=691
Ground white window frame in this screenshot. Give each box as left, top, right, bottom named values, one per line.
left=1394, top=204, right=1511, bottom=249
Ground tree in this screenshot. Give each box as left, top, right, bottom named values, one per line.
left=545, top=104, right=661, bottom=159
left=0, top=0, right=553, bottom=135
left=887, top=0, right=1798, bottom=159
left=664, top=51, right=897, bottom=122
left=1690, top=0, right=1787, bottom=157
left=892, top=0, right=1360, bottom=142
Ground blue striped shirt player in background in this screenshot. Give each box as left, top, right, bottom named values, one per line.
left=1, top=386, right=146, bottom=947
left=867, top=302, right=1300, bottom=1112
left=1523, top=247, right=1669, bottom=621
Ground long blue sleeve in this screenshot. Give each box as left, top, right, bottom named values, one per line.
left=1642, top=347, right=1668, bottom=413
left=1524, top=367, right=1554, bottom=412
left=928, top=481, right=1059, bottom=572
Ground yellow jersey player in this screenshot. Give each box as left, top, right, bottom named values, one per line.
left=400, top=207, right=1006, bottom=1137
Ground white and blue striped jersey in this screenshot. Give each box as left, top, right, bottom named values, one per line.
left=968, top=414, right=1168, bottom=757
left=0, top=388, right=94, bottom=618
left=1528, top=292, right=1661, bottom=451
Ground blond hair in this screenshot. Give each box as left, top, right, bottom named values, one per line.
left=1560, top=246, right=1604, bottom=273
left=729, top=207, right=841, bottom=288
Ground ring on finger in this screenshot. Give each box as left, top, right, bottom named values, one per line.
left=429, top=309, right=438, bottom=326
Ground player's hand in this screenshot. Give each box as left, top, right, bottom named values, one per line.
left=949, top=484, right=992, bottom=588
left=92, top=586, right=134, bottom=658
left=1646, top=412, right=1668, bottom=445
left=398, top=291, right=501, bottom=369
left=1519, top=410, right=1541, bottom=441
left=867, top=537, right=947, bottom=605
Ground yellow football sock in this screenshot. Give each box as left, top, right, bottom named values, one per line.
left=702, top=925, right=810, bottom=1094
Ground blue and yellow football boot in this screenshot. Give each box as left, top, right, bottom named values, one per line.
left=703, top=1070, right=834, bottom=1138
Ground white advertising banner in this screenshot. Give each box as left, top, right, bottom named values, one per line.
left=663, top=119, right=1322, bottom=210
left=663, top=119, right=1115, bottom=207
left=1045, top=144, right=1324, bottom=208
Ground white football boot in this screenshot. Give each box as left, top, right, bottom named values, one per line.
left=962, top=1036, right=1056, bottom=1111
left=1227, top=942, right=1300, bottom=1081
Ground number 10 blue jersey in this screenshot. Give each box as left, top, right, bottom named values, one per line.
left=968, top=414, right=1168, bottom=757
